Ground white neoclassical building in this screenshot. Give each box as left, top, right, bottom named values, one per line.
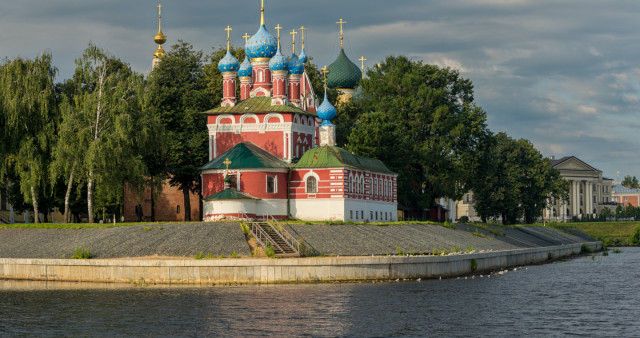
left=544, top=156, right=614, bottom=221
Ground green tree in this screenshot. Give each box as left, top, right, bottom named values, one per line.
left=145, top=41, right=213, bottom=221
left=470, top=133, right=568, bottom=224
left=0, top=53, right=58, bottom=223
left=621, top=175, right=639, bottom=189
left=55, top=43, right=151, bottom=223
left=344, top=55, right=490, bottom=211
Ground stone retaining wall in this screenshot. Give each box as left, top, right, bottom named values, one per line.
left=0, top=242, right=601, bottom=284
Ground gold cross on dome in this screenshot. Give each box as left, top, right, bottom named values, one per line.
left=321, top=65, right=329, bottom=93
left=336, top=18, right=347, bottom=48
left=225, top=25, right=232, bottom=50
left=290, top=29, right=297, bottom=54
left=243, top=33, right=250, bottom=44
left=299, top=25, right=307, bottom=47
left=223, top=158, right=232, bottom=174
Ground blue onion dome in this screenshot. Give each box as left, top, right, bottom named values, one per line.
left=238, top=57, right=252, bottom=77
left=269, top=47, right=289, bottom=72
left=246, top=25, right=278, bottom=59
left=298, top=48, right=308, bottom=64
left=218, top=50, right=240, bottom=73
left=288, top=53, right=304, bottom=75
left=326, top=49, right=362, bottom=89
left=317, top=92, right=337, bottom=125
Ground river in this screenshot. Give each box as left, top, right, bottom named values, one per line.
left=1, top=247, right=639, bottom=337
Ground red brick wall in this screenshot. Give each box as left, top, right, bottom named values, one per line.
left=123, top=180, right=201, bottom=222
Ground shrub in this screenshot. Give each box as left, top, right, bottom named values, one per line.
left=581, top=243, right=593, bottom=254
left=470, top=258, right=478, bottom=272
left=629, top=225, right=640, bottom=246
left=466, top=245, right=475, bottom=253
left=265, top=243, right=275, bottom=258
left=459, top=216, right=469, bottom=223
left=72, top=245, right=92, bottom=259
left=443, top=221, right=456, bottom=230
left=194, top=251, right=205, bottom=259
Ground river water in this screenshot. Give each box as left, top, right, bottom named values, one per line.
left=1, top=248, right=639, bottom=337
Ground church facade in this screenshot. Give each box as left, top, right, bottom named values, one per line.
left=199, top=3, right=397, bottom=221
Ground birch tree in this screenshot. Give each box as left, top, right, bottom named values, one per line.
left=0, top=54, right=58, bottom=223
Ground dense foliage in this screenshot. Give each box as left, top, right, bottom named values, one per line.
left=1, top=45, right=570, bottom=225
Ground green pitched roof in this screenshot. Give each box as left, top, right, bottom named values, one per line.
left=203, top=97, right=316, bottom=116
left=327, top=49, right=362, bottom=90
left=294, top=146, right=393, bottom=174
left=203, top=189, right=260, bottom=201
left=200, top=142, right=289, bottom=170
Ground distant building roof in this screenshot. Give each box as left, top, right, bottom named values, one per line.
left=203, top=189, right=260, bottom=201
left=294, top=146, right=394, bottom=174
left=202, top=97, right=316, bottom=116
left=200, top=142, right=289, bottom=170
left=612, top=184, right=640, bottom=194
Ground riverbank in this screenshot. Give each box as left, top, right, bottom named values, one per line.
left=0, top=242, right=601, bottom=284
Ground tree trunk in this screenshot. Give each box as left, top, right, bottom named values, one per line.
left=183, top=187, right=191, bottom=222
left=150, top=183, right=155, bottom=222
left=64, top=162, right=77, bottom=223
left=88, top=169, right=94, bottom=223
left=30, top=186, right=39, bottom=224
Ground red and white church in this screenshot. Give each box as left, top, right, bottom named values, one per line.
left=200, top=4, right=397, bottom=221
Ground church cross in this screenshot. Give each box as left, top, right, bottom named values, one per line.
left=299, top=25, right=307, bottom=48
left=290, top=29, right=297, bottom=54
left=275, top=24, right=282, bottom=47
left=336, top=18, right=347, bottom=48
left=321, top=65, right=329, bottom=93
left=223, top=158, right=232, bottom=175
left=243, top=33, right=250, bottom=44
left=359, top=56, right=367, bottom=78
left=225, top=25, right=232, bottom=50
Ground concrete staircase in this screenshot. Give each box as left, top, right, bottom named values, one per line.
left=247, top=218, right=300, bottom=257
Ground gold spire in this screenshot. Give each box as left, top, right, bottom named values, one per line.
left=260, top=0, right=265, bottom=26
left=321, top=65, right=329, bottom=94
left=243, top=33, right=250, bottom=44
left=299, top=25, right=307, bottom=49
left=359, top=56, right=367, bottom=78
left=225, top=25, right=232, bottom=51
left=290, top=29, right=297, bottom=54
left=336, top=18, right=347, bottom=49
left=275, top=24, right=282, bottom=49
left=154, top=4, right=167, bottom=45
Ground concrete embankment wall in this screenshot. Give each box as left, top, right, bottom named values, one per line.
left=0, top=242, right=600, bottom=284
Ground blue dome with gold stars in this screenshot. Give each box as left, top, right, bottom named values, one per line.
left=288, top=53, right=304, bottom=75
left=317, top=92, right=337, bottom=126
left=218, top=50, right=240, bottom=73
left=246, top=25, right=278, bottom=59
left=269, top=47, right=288, bottom=72
left=238, top=57, right=252, bottom=77
left=298, top=48, right=308, bottom=64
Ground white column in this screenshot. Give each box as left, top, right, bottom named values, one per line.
left=208, top=136, right=212, bottom=161
left=571, top=181, right=577, bottom=217
left=586, top=181, right=592, bottom=216
left=213, top=133, right=217, bottom=159
left=9, top=204, right=14, bottom=224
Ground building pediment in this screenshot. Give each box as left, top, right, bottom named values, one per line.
left=552, top=156, right=600, bottom=173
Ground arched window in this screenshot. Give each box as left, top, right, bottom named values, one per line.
left=306, top=176, right=317, bottom=193
left=389, top=181, right=393, bottom=199
left=359, top=176, right=364, bottom=194
left=383, top=179, right=387, bottom=198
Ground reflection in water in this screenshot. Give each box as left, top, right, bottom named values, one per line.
left=1, top=248, right=639, bottom=336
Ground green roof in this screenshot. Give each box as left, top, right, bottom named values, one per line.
left=200, top=142, right=289, bottom=170
left=327, top=49, right=362, bottom=90
left=294, top=146, right=393, bottom=174
left=203, top=189, right=260, bottom=201
left=203, top=97, right=316, bottom=116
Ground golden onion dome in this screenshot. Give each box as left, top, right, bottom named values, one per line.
left=154, top=45, right=166, bottom=58
left=154, top=29, right=167, bottom=45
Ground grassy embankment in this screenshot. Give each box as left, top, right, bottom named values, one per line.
left=544, top=221, right=640, bottom=247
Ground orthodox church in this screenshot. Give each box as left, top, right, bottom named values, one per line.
left=198, top=3, right=398, bottom=221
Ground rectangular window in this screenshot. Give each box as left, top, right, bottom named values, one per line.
left=267, top=176, right=276, bottom=193
left=350, top=210, right=353, bottom=219
left=370, top=211, right=373, bottom=220
left=361, top=210, right=364, bottom=219
left=375, top=211, right=378, bottom=220
left=625, top=197, right=628, bottom=202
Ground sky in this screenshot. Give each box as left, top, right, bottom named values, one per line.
left=1, top=0, right=639, bottom=181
